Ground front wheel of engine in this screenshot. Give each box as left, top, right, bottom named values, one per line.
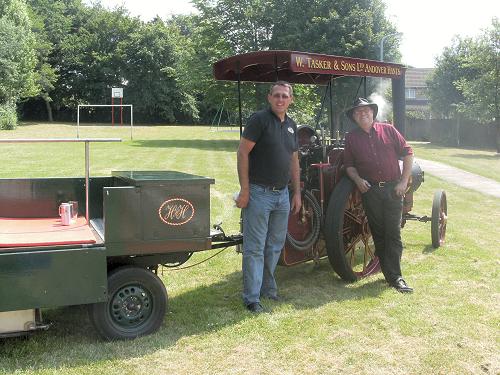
left=324, top=177, right=380, bottom=282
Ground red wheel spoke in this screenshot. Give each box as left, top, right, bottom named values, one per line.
left=345, top=234, right=363, bottom=267
left=344, top=234, right=362, bottom=255
left=361, top=236, right=375, bottom=260
left=344, top=210, right=363, bottom=224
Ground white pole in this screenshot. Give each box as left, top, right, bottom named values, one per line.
left=380, top=32, right=402, bottom=62
left=77, top=105, right=80, bottom=138
left=85, top=141, right=90, bottom=225
left=130, top=105, right=134, bottom=140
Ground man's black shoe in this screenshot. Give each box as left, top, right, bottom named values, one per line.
left=246, top=302, right=264, bottom=313
left=391, top=277, right=413, bottom=293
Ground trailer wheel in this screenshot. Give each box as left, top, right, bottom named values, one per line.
left=324, top=177, right=380, bottom=282
left=89, top=266, right=167, bottom=340
left=431, top=190, right=447, bottom=248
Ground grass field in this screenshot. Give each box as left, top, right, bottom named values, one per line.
left=410, top=142, right=500, bottom=183
left=1, top=124, right=499, bottom=375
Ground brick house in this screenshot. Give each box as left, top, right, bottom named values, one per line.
left=405, top=68, right=434, bottom=119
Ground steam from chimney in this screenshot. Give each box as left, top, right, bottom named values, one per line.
left=369, top=80, right=392, bottom=122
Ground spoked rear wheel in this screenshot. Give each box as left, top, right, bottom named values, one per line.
left=431, top=190, right=447, bottom=248
left=324, top=177, right=380, bottom=282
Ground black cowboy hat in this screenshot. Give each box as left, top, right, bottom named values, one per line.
left=346, top=97, right=378, bottom=121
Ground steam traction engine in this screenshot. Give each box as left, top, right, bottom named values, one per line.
left=282, top=125, right=447, bottom=281
left=213, top=50, right=448, bottom=281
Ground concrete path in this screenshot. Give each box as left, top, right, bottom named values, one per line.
left=415, top=158, right=500, bottom=199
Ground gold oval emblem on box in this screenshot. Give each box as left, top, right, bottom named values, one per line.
left=158, top=198, right=195, bottom=226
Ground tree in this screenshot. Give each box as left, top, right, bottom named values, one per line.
left=18, top=0, right=402, bottom=126
left=57, top=4, right=139, bottom=109
left=428, top=18, right=500, bottom=152
left=0, top=0, right=37, bottom=128
left=23, top=1, right=198, bottom=124
left=22, top=0, right=86, bottom=121
left=24, top=0, right=76, bottom=121
left=123, top=17, right=199, bottom=123
left=191, top=0, right=400, bottom=129
left=456, top=19, right=500, bottom=152
left=269, top=0, right=399, bottom=130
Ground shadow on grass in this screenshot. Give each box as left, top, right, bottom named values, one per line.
left=0, top=261, right=385, bottom=372
left=422, top=244, right=437, bottom=254
left=276, top=261, right=386, bottom=306
left=404, top=240, right=437, bottom=255
left=452, top=153, right=500, bottom=160
left=131, top=139, right=239, bottom=152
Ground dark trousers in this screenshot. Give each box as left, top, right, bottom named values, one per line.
left=361, top=185, right=403, bottom=283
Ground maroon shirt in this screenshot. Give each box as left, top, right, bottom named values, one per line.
left=343, top=122, right=413, bottom=182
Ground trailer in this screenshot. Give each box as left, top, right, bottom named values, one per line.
left=0, top=138, right=241, bottom=340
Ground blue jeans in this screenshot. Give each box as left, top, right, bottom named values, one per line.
left=242, top=184, right=290, bottom=305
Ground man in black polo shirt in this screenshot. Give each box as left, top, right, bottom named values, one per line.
left=235, top=81, right=301, bottom=313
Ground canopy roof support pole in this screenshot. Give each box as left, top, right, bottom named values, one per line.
left=315, top=84, right=329, bottom=130
left=237, top=63, right=243, bottom=137
left=354, top=77, right=363, bottom=98
left=274, top=53, right=279, bottom=81
left=329, top=78, right=334, bottom=142
left=392, top=76, right=406, bottom=136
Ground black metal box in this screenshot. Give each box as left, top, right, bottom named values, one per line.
left=104, top=171, right=214, bottom=256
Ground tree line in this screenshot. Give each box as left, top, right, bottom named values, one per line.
left=0, top=0, right=498, bottom=144
left=0, top=0, right=401, bottom=128
left=427, top=18, right=499, bottom=151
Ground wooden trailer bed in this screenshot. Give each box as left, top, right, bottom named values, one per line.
left=0, top=216, right=98, bottom=248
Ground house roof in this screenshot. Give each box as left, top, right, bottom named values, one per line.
left=405, top=68, right=434, bottom=87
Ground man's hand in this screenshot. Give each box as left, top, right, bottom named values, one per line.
left=290, top=191, right=301, bottom=215
left=355, top=178, right=371, bottom=193
left=346, top=166, right=370, bottom=194
left=394, top=154, right=413, bottom=197
left=394, top=180, right=408, bottom=197
left=235, top=190, right=249, bottom=208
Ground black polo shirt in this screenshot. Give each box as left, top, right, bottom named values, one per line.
left=242, top=108, right=298, bottom=188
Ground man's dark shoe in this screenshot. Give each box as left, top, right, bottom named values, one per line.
left=391, top=277, right=413, bottom=293
left=246, top=302, right=264, bottom=313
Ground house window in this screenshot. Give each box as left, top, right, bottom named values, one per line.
left=406, top=88, right=416, bottom=99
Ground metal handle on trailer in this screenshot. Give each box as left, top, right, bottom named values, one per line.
left=0, top=138, right=121, bottom=225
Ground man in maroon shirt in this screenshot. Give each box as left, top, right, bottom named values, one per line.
left=343, top=97, right=414, bottom=293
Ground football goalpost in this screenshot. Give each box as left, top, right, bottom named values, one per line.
left=77, top=104, right=134, bottom=140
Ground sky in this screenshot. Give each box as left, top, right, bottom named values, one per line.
left=97, top=0, right=499, bottom=68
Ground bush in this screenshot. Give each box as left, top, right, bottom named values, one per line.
left=0, top=102, right=17, bottom=130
